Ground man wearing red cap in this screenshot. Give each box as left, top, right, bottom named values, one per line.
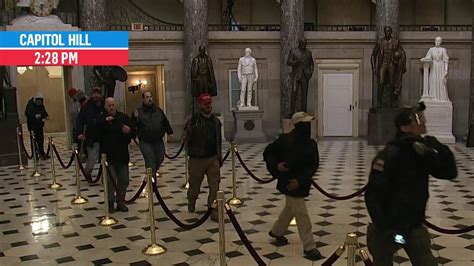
left=182, top=93, right=222, bottom=222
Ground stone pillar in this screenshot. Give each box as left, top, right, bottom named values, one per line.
left=470, top=1, right=474, bottom=123
left=79, top=0, right=108, bottom=94
left=183, top=0, right=208, bottom=115
left=280, top=0, right=304, bottom=118
left=375, top=0, right=399, bottom=38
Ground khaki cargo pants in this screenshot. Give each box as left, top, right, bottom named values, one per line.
left=187, top=156, right=221, bottom=207
left=271, top=195, right=316, bottom=251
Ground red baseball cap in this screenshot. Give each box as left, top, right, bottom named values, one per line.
left=68, top=88, right=77, bottom=98
left=198, top=93, right=212, bottom=104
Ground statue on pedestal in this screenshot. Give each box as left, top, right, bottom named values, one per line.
left=420, top=37, right=450, bottom=102
left=371, top=26, right=406, bottom=108
left=191, top=45, right=217, bottom=111
left=237, top=48, right=258, bottom=109
left=287, top=37, right=314, bottom=117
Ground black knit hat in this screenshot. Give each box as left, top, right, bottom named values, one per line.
left=394, top=102, right=426, bottom=128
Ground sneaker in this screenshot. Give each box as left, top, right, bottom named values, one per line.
left=188, top=200, right=196, bottom=213
left=116, top=203, right=128, bottom=212
left=108, top=203, right=115, bottom=214
left=304, top=249, right=322, bottom=260
left=268, top=231, right=289, bottom=245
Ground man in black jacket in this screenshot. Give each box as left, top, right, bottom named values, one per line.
left=24, top=93, right=49, bottom=159
left=76, top=87, right=105, bottom=177
left=182, top=93, right=222, bottom=222
left=98, top=97, right=135, bottom=212
left=263, top=112, right=322, bottom=260
left=133, top=91, right=173, bottom=178
left=365, top=102, right=457, bottom=265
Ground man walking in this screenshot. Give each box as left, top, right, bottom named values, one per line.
left=264, top=112, right=322, bottom=260
left=365, top=102, right=457, bottom=265
left=98, top=97, right=135, bottom=212
left=76, top=87, right=105, bottom=177
left=25, top=92, right=49, bottom=159
left=133, top=91, right=173, bottom=178
left=182, top=93, right=222, bottom=221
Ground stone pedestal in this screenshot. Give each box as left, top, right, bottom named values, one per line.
left=368, top=108, right=398, bottom=146
left=282, top=118, right=318, bottom=140
left=232, top=110, right=266, bottom=143
left=423, top=100, right=456, bottom=144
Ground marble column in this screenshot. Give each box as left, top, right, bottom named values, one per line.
left=375, top=0, right=399, bottom=38
left=183, top=0, right=208, bottom=115
left=79, top=0, right=108, bottom=94
left=280, top=0, right=304, bottom=118
left=470, top=2, right=474, bottom=123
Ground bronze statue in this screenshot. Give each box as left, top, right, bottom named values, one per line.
left=93, top=66, right=128, bottom=98
left=0, top=66, right=11, bottom=89
left=191, top=45, right=217, bottom=98
left=371, top=26, right=406, bottom=108
left=287, top=37, right=314, bottom=116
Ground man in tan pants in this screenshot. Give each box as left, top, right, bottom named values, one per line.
left=263, top=112, right=322, bottom=260
left=182, top=93, right=222, bottom=222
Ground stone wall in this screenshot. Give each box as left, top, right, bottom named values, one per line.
left=128, top=30, right=472, bottom=140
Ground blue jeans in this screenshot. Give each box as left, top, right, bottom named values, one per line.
left=139, top=140, right=165, bottom=177
left=85, top=142, right=100, bottom=176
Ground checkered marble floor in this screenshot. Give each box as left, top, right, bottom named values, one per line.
left=0, top=135, right=473, bottom=265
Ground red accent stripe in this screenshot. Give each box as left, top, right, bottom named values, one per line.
left=0, top=49, right=128, bottom=66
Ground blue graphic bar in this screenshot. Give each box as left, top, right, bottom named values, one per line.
left=0, top=31, right=128, bottom=48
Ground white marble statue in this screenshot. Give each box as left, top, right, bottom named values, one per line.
left=420, top=37, right=450, bottom=102
left=237, top=48, right=258, bottom=109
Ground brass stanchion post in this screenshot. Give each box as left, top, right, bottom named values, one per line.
left=142, top=168, right=167, bottom=255
left=99, top=153, right=118, bottom=226
left=48, top=137, right=62, bottom=189
left=71, top=144, right=88, bottom=205
left=16, top=127, right=25, bottom=170
left=346, top=233, right=357, bottom=266
left=30, top=131, right=41, bottom=177
left=227, top=143, right=242, bottom=206
left=182, top=147, right=190, bottom=189
left=217, top=191, right=227, bottom=266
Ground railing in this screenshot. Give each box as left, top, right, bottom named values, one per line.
left=400, top=25, right=472, bottom=31
left=108, top=24, right=184, bottom=31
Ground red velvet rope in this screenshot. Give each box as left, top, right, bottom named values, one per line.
left=424, top=220, right=474, bottom=234
left=321, top=247, right=344, bottom=266
left=234, top=150, right=277, bottom=184
left=74, top=152, right=102, bottom=183
left=311, top=180, right=367, bottom=200
left=152, top=182, right=212, bottom=230
left=165, top=142, right=185, bottom=160
left=105, top=167, right=147, bottom=204
left=19, top=133, right=33, bottom=159
left=52, top=144, right=74, bottom=169
left=226, top=207, right=266, bottom=266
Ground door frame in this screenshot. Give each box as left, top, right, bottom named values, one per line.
left=316, top=59, right=360, bottom=138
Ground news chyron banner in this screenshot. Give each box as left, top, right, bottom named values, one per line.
left=0, top=31, right=128, bottom=66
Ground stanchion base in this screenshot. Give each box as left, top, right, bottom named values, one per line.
left=31, top=171, right=42, bottom=177
left=19, top=165, right=25, bottom=170
left=182, top=182, right=190, bottom=189
left=139, top=190, right=148, bottom=199
left=71, top=196, right=88, bottom=205
left=142, top=243, right=167, bottom=256
left=227, top=197, right=243, bottom=206
left=48, top=182, right=62, bottom=189
left=99, top=216, right=118, bottom=226
left=290, top=217, right=297, bottom=226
